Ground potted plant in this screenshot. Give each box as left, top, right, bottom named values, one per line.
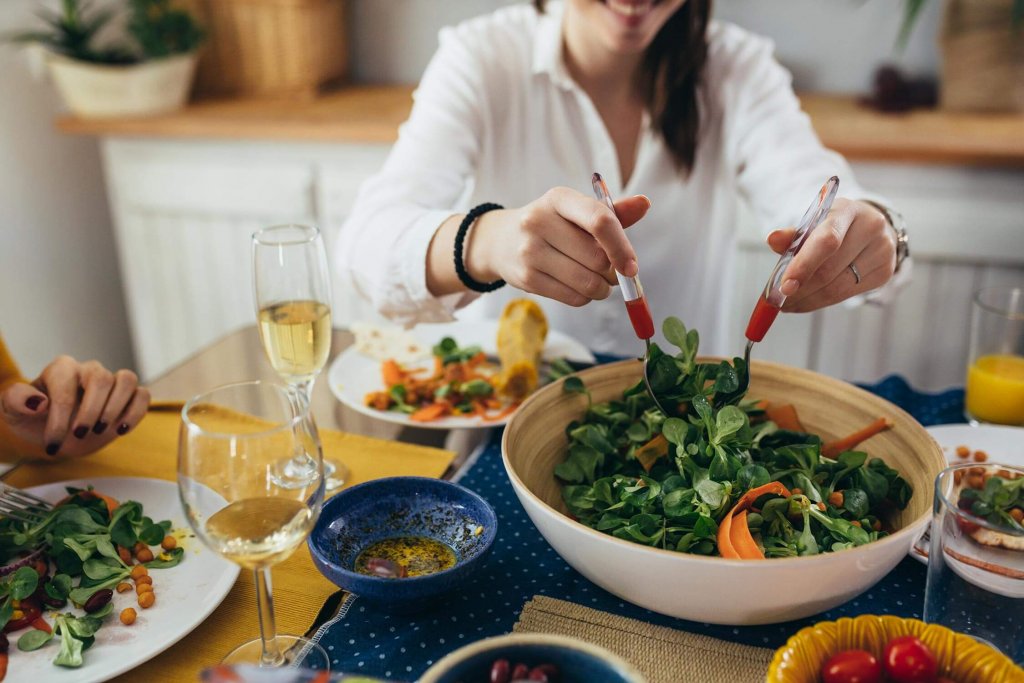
left=900, top=0, right=1024, bottom=111
left=11, top=0, right=205, bottom=118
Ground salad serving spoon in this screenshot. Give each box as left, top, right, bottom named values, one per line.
left=743, top=176, right=840, bottom=369
left=590, top=172, right=672, bottom=416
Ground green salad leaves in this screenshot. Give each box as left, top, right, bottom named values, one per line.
left=556, top=317, right=913, bottom=558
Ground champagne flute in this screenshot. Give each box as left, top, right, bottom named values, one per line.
left=253, top=223, right=348, bottom=490
left=179, top=380, right=329, bottom=669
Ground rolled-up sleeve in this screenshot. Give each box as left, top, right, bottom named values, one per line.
left=335, top=24, right=488, bottom=325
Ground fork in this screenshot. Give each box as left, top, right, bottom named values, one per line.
left=0, top=481, right=53, bottom=524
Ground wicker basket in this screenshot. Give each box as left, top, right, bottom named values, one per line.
left=176, top=0, right=348, bottom=99
left=940, top=0, right=1024, bottom=112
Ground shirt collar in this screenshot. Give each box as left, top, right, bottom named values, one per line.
left=532, top=1, right=576, bottom=91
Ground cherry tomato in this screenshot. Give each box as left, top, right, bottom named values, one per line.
left=883, top=635, right=938, bottom=683
left=821, top=649, right=883, bottom=683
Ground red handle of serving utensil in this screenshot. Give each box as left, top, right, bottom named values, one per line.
left=591, top=172, right=655, bottom=341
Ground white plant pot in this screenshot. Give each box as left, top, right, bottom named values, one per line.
left=46, top=52, right=198, bottom=118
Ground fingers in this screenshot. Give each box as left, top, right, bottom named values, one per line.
left=784, top=259, right=892, bottom=313
left=37, top=355, right=80, bottom=455
left=541, top=216, right=614, bottom=282
left=776, top=199, right=858, bottom=297
left=93, top=369, right=140, bottom=435
left=114, top=385, right=150, bottom=435
left=532, top=248, right=613, bottom=302
left=545, top=188, right=639, bottom=277
left=71, top=361, right=115, bottom=438
left=613, top=194, right=652, bottom=229
left=766, top=228, right=797, bottom=256
left=512, top=268, right=591, bottom=307
left=0, top=382, right=48, bottom=423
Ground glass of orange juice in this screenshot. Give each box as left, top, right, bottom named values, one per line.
left=965, top=286, right=1024, bottom=425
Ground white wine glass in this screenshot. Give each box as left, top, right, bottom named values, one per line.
left=253, top=223, right=347, bottom=490
left=178, top=380, right=329, bottom=669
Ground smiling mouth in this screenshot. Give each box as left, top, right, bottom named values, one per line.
left=606, top=0, right=658, bottom=20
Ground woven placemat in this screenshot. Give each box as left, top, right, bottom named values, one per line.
left=514, top=596, right=775, bottom=683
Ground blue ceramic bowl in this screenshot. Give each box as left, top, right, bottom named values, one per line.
left=418, top=634, right=648, bottom=683
left=307, top=476, right=497, bottom=611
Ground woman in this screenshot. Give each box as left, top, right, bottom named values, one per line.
left=337, top=0, right=909, bottom=354
left=0, top=335, right=150, bottom=461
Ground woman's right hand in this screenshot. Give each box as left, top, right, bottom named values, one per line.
left=464, top=187, right=651, bottom=307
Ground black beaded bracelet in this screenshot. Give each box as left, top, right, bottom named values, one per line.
left=454, top=202, right=506, bottom=293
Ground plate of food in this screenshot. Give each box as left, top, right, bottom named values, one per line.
left=0, top=477, right=239, bottom=683
left=328, top=300, right=596, bottom=429
left=910, top=423, right=1024, bottom=564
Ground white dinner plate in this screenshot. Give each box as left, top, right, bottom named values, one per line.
left=5, top=477, right=239, bottom=683
left=328, top=319, right=596, bottom=429
left=910, top=424, right=1024, bottom=564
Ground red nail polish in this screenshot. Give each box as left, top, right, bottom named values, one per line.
left=73, top=425, right=89, bottom=439
left=117, top=423, right=130, bottom=435
left=25, top=396, right=43, bottom=411
left=93, top=421, right=108, bottom=435
left=45, top=442, right=59, bottom=456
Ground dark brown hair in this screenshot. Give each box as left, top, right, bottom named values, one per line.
left=533, top=0, right=711, bottom=174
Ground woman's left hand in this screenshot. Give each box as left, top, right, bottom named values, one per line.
left=765, top=198, right=897, bottom=313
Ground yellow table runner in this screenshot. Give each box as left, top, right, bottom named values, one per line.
left=3, top=402, right=456, bottom=683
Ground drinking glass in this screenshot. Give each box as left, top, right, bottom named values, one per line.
left=923, top=463, right=1024, bottom=663
left=965, top=286, right=1024, bottom=425
left=179, top=380, right=329, bottom=669
left=253, top=224, right=347, bottom=489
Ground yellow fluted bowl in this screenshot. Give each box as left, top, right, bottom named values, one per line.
left=767, top=615, right=1024, bottom=682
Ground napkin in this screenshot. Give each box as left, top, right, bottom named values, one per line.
left=513, top=596, right=775, bottom=683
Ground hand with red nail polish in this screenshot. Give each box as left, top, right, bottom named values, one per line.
left=1, top=342, right=150, bottom=461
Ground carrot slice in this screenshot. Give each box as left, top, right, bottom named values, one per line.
left=733, top=481, right=792, bottom=514
left=764, top=403, right=805, bottom=432
left=410, top=403, right=448, bottom=422
left=482, top=403, right=520, bottom=423
left=729, top=510, right=764, bottom=560
left=382, top=359, right=405, bottom=387
left=717, top=510, right=740, bottom=559
left=30, top=616, right=52, bottom=634
left=635, top=434, right=669, bottom=473
left=822, top=417, right=892, bottom=458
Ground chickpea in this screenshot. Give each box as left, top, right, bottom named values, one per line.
left=955, top=445, right=970, bottom=459
left=136, top=548, right=154, bottom=563
left=160, top=535, right=177, bottom=551
left=130, top=565, right=149, bottom=579
left=1010, top=508, right=1024, bottom=524
left=973, top=450, right=988, bottom=463
left=134, top=574, right=153, bottom=586
left=132, top=541, right=147, bottom=554
left=136, top=583, right=154, bottom=595
left=828, top=491, right=844, bottom=507
left=953, top=470, right=964, bottom=485
left=120, top=607, right=137, bottom=625
left=138, top=592, right=155, bottom=609
left=117, top=546, right=132, bottom=564
left=116, top=582, right=133, bottom=594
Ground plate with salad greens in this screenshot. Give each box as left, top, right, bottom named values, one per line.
left=910, top=424, right=1024, bottom=565
left=0, top=477, right=238, bottom=683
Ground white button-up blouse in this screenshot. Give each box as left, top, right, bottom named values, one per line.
left=336, top=2, right=888, bottom=356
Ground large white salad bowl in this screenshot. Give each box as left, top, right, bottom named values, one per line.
left=501, top=358, right=945, bottom=625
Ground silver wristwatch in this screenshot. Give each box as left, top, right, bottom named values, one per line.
left=866, top=201, right=910, bottom=273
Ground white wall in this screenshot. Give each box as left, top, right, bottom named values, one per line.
left=0, top=1, right=133, bottom=377
left=350, top=0, right=942, bottom=91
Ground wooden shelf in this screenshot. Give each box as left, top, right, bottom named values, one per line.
left=57, top=87, right=1024, bottom=167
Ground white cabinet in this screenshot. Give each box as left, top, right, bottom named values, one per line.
left=101, top=137, right=1024, bottom=389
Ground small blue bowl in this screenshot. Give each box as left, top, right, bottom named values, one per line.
left=418, top=634, right=648, bottom=683
left=307, top=476, right=497, bottom=612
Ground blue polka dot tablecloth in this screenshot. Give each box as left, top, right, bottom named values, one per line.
left=308, top=376, right=965, bottom=681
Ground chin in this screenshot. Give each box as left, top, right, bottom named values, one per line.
left=596, top=0, right=685, bottom=53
